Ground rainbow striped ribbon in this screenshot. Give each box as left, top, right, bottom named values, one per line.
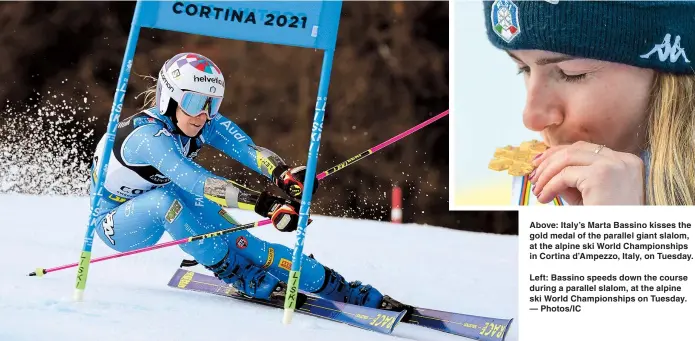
left=511, top=175, right=564, bottom=206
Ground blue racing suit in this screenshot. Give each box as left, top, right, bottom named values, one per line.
left=89, top=108, right=327, bottom=293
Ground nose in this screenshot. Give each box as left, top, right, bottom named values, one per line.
left=522, top=76, right=563, bottom=132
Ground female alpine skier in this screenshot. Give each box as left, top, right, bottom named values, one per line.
left=483, top=0, right=695, bottom=205
left=89, top=52, right=403, bottom=310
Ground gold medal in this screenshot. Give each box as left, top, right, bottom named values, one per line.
left=488, top=139, right=548, bottom=176
left=489, top=140, right=564, bottom=205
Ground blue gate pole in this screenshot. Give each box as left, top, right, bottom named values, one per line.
left=73, top=1, right=143, bottom=301
left=283, top=49, right=335, bottom=324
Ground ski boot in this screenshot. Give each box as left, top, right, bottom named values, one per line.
left=312, top=265, right=414, bottom=318
left=204, top=250, right=283, bottom=301
left=311, top=266, right=384, bottom=307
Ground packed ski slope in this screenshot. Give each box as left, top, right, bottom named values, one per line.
left=0, top=194, right=518, bottom=341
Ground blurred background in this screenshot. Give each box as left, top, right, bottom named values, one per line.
left=451, top=1, right=544, bottom=207
left=0, top=1, right=517, bottom=234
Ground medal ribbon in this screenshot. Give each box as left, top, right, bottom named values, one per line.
left=511, top=175, right=564, bottom=206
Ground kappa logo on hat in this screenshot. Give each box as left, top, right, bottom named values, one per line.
left=491, top=0, right=521, bottom=43
left=640, top=33, right=690, bottom=64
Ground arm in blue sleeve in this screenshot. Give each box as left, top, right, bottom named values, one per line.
left=203, top=114, right=288, bottom=181
left=122, top=123, right=260, bottom=210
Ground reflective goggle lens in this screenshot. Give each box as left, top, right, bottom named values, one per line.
left=180, top=91, right=222, bottom=119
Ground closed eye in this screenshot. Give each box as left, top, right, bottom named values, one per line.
left=559, top=70, right=587, bottom=83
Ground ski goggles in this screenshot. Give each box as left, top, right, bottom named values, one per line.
left=179, top=91, right=222, bottom=120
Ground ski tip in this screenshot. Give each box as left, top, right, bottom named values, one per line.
left=394, top=309, right=408, bottom=332
left=501, top=318, right=514, bottom=341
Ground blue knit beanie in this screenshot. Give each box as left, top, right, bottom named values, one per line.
left=483, top=0, right=695, bottom=74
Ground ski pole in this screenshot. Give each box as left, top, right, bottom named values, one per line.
left=31, top=110, right=448, bottom=277
left=316, top=109, right=449, bottom=180
left=177, top=110, right=450, bottom=271
left=29, top=219, right=273, bottom=277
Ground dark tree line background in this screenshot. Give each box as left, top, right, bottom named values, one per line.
left=0, top=1, right=518, bottom=235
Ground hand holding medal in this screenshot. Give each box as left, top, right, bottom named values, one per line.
left=489, top=140, right=645, bottom=205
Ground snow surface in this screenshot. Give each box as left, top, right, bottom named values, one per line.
left=0, top=194, right=518, bottom=341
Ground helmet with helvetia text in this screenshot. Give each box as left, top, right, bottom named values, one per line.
left=156, top=52, right=225, bottom=120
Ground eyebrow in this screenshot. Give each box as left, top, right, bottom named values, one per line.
left=506, top=51, right=577, bottom=65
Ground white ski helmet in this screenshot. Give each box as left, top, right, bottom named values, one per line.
left=156, top=52, right=225, bottom=120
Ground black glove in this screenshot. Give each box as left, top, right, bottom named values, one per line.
left=272, top=165, right=319, bottom=201
left=254, top=191, right=301, bottom=232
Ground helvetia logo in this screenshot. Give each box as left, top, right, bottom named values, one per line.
left=194, top=75, right=225, bottom=86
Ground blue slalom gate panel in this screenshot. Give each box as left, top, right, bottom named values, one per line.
left=77, top=0, right=342, bottom=305
left=138, top=1, right=342, bottom=50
